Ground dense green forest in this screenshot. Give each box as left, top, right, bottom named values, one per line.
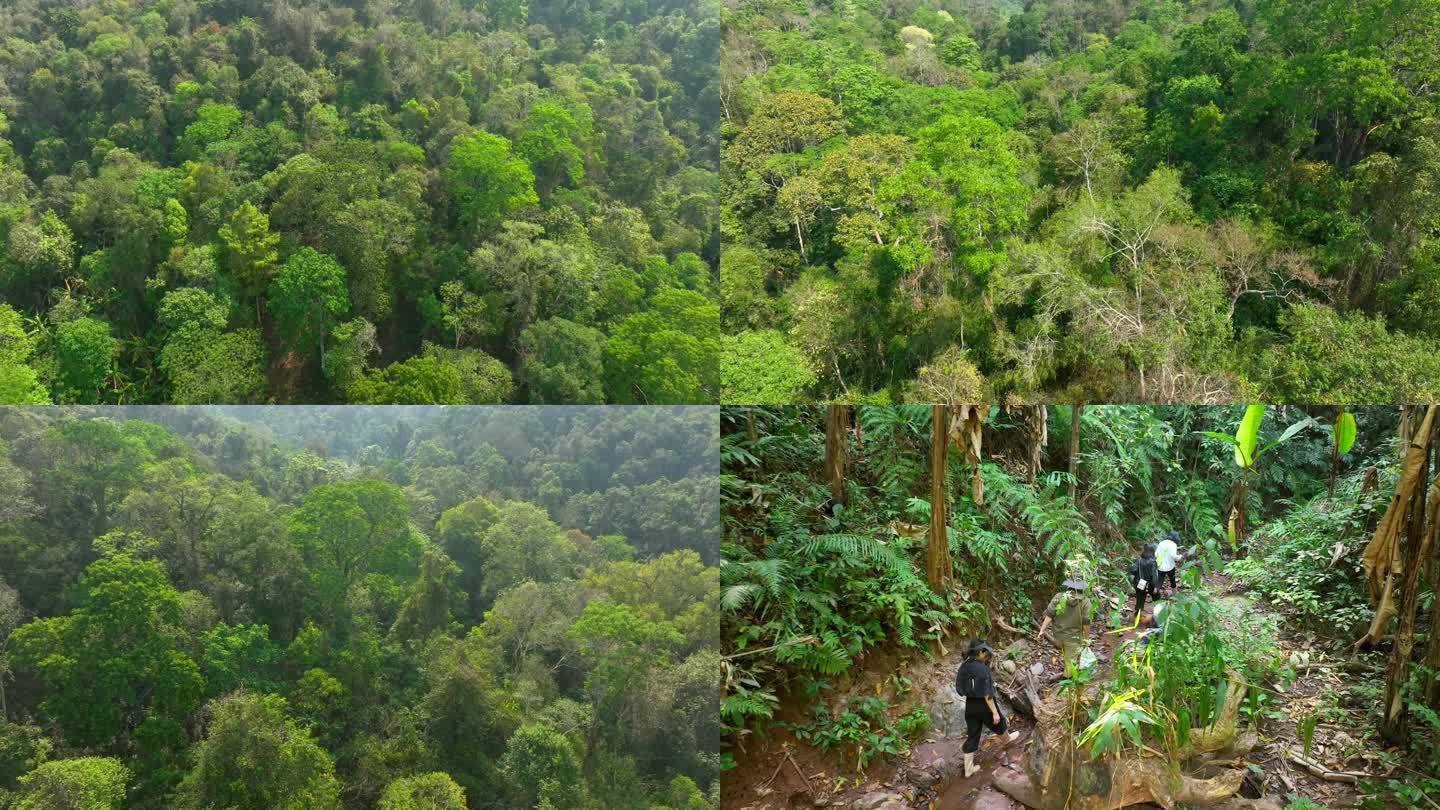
left=721, top=404, right=1440, bottom=808
left=0, top=0, right=719, bottom=405
left=0, top=406, right=720, bottom=808
left=720, top=0, right=1440, bottom=403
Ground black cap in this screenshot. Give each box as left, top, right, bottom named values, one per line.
left=967, top=638, right=995, bottom=657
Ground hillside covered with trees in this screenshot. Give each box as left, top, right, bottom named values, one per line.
left=0, top=406, right=719, bottom=808
left=0, top=0, right=719, bottom=405
left=720, top=0, right=1440, bottom=403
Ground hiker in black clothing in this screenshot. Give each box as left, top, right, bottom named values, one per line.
left=955, top=639, right=1019, bottom=777
left=1127, top=545, right=1161, bottom=624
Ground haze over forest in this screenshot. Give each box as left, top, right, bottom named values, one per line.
left=0, top=405, right=719, bottom=809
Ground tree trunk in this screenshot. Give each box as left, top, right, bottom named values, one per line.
left=1399, top=406, right=1417, bottom=456
left=928, top=404, right=950, bottom=592
left=1068, top=405, right=1083, bottom=499
left=824, top=405, right=848, bottom=507
left=1016, top=404, right=1046, bottom=483
left=1329, top=438, right=1339, bottom=499
left=1380, top=409, right=1437, bottom=744
left=1425, top=482, right=1440, bottom=710
left=1427, top=411, right=1440, bottom=710
left=1227, top=475, right=1249, bottom=556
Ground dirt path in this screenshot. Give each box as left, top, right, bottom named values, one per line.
left=724, top=616, right=1119, bottom=810
left=724, top=573, right=1371, bottom=810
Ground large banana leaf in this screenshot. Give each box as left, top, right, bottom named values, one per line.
left=1333, top=411, right=1357, bottom=456
left=1234, top=404, right=1264, bottom=468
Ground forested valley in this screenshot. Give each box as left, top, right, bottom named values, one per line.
left=0, top=406, right=720, bottom=809
left=721, top=404, right=1440, bottom=809
left=0, top=0, right=719, bottom=405
left=720, top=0, right=1440, bottom=403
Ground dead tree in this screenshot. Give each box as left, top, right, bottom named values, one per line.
left=1380, top=405, right=1438, bottom=743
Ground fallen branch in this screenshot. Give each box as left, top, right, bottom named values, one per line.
left=760, top=755, right=786, bottom=789
left=1286, top=750, right=1371, bottom=784
left=786, top=748, right=814, bottom=796
left=723, top=636, right=817, bottom=661
left=994, top=616, right=1024, bottom=637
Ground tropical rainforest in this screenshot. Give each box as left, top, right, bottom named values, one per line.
left=0, top=405, right=720, bottom=809
left=720, top=0, right=1440, bottom=403
left=721, top=404, right=1440, bottom=809
left=0, top=0, right=719, bottom=405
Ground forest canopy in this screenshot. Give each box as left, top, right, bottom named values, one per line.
left=720, top=0, right=1440, bottom=403
left=0, top=405, right=720, bottom=809
left=0, top=0, right=719, bottom=404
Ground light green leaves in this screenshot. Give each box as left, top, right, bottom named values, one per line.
left=1234, top=403, right=1263, bottom=467
left=1201, top=404, right=1313, bottom=469
left=443, top=131, right=538, bottom=235
left=269, top=248, right=350, bottom=360
left=1298, top=712, right=1318, bottom=759
left=1077, top=689, right=1159, bottom=756
left=14, top=756, right=130, bottom=810
left=1333, top=411, right=1357, bottom=456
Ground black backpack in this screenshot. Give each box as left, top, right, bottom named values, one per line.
left=1130, top=557, right=1159, bottom=591
left=955, top=659, right=988, bottom=698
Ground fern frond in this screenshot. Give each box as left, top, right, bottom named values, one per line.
left=798, top=533, right=911, bottom=574
left=723, top=584, right=758, bottom=612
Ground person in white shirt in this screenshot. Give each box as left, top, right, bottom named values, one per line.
left=1155, top=529, right=1183, bottom=596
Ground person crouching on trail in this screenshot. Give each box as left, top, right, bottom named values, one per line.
left=1127, top=545, right=1160, bottom=624
left=1137, top=601, right=1172, bottom=651
left=1155, top=529, right=1183, bottom=597
left=956, top=639, right=1019, bottom=778
left=1036, top=573, right=1090, bottom=665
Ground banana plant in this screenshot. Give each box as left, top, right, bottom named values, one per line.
left=1200, top=405, right=1315, bottom=551
left=1329, top=409, right=1357, bottom=497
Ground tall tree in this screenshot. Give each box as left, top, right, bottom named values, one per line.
left=927, top=404, right=949, bottom=592
left=8, top=554, right=204, bottom=748
left=1068, top=405, right=1083, bottom=499
left=287, top=480, right=423, bottom=622
left=823, top=405, right=848, bottom=508
left=176, top=692, right=342, bottom=810
left=444, top=132, right=538, bottom=237
left=219, top=202, right=281, bottom=325
left=270, top=248, right=351, bottom=366
left=378, top=772, right=467, bottom=810
left=12, top=757, right=129, bottom=810
left=53, top=318, right=116, bottom=404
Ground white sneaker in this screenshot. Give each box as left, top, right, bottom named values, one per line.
left=1006, top=731, right=1021, bottom=743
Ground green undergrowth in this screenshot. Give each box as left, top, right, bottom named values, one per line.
left=721, top=404, right=1401, bottom=782
left=1080, top=578, right=1287, bottom=758
left=721, top=406, right=1108, bottom=769
left=792, top=674, right=931, bottom=773
left=1225, top=460, right=1397, bottom=634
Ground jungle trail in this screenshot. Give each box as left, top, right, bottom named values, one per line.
left=721, top=405, right=1440, bottom=810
